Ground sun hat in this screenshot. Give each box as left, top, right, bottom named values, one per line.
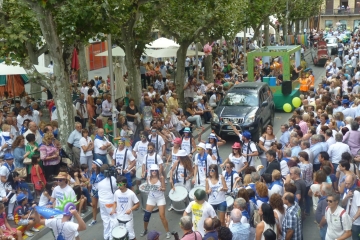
left=208, top=133, right=217, bottom=139
left=205, top=143, right=212, bottom=149
left=342, top=99, right=350, bottom=105
left=92, top=159, right=103, bottom=167
left=184, top=127, right=191, bottom=133
left=232, top=142, right=241, bottom=149
left=173, top=138, right=182, bottom=145
left=149, top=164, right=159, bottom=171
left=197, top=142, right=206, bottom=149
left=175, top=149, right=188, bottom=157
left=54, top=172, right=68, bottom=179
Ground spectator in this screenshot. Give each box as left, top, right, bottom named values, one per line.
left=12, top=135, right=26, bottom=168
left=203, top=217, right=218, bottom=240
left=328, top=133, right=351, bottom=170
left=316, top=183, right=333, bottom=240
left=179, top=216, right=202, bottom=240
left=39, top=132, right=60, bottom=180
left=282, top=193, right=302, bottom=240
left=227, top=208, right=250, bottom=240
left=286, top=167, right=306, bottom=217
left=255, top=203, right=278, bottom=240
left=14, top=193, right=38, bottom=237
left=67, top=122, right=82, bottom=167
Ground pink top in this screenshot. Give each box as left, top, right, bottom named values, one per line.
left=298, top=120, right=308, bottom=135
left=180, top=231, right=202, bottom=240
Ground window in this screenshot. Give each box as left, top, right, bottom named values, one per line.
left=325, top=20, right=333, bottom=29
left=339, top=20, right=347, bottom=30
left=354, top=20, right=360, bottom=30
left=222, top=91, right=259, bottom=107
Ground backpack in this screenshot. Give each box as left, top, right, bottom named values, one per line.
left=326, top=206, right=346, bottom=230
left=250, top=203, right=261, bottom=227
left=13, top=205, right=24, bottom=224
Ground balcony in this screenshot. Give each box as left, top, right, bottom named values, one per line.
left=321, top=8, right=360, bottom=15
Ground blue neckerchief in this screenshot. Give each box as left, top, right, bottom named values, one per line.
left=225, top=170, right=237, bottom=179
left=95, top=173, right=105, bottom=183
left=269, top=180, right=283, bottom=190
left=242, top=210, right=250, bottom=220
left=197, top=152, right=208, bottom=162
left=3, top=162, right=14, bottom=172
left=248, top=183, right=256, bottom=192
left=249, top=197, right=256, bottom=205
left=345, top=183, right=357, bottom=193
left=95, top=135, right=104, bottom=141
left=318, top=196, right=327, bottom=204
left=20, top=127, right=27, bottom=135
left=90, top=171, right=97, bottom=185
left=2, top=135, right=11, bottom=141
left=39, top=130, right=44, bottom=137
left=282, top=157, right=290, bottom=163
left=256, top=194, right=269, bottom=203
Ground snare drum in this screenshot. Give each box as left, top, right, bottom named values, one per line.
left=226, top=196, right=234, bottom=213
left=168, top=186, right=188, bottom=211
left=112, top=226, right=128, bottom=240
left=188, top=186, right=206, bottom=201
left=139, top=183, right=158, bottom=212
left=135, top=167, right=143, bottom=180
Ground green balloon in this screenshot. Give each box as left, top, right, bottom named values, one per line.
left=292, top=97, right=301, bottom=108
left=283, top=103, right=292, bottom=113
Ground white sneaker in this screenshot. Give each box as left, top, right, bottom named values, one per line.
left=7, top=216, right=14, bottom=221
left=166, top=232, right=171, bottom=239
left=25, top=231, right=34, bottom=237
left=88, top=220, right=97, bottom=226
left=168, top=206, right=173, bottom=211
left=31, top=227, right=40, bottom=232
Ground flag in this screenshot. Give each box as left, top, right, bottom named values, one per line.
left=71, top=48, right=80, bottom=71
left=35, top=206, right=64, bottom=219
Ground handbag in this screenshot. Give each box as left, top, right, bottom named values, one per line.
left=23, top=157, right=32, bottom=165
left=15, top=168, right=27, bottom=178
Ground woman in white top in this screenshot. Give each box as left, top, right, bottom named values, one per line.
left=269, top=194, right=285, bottom=240
left=222, top=161, right=239, bottom=194
left=167, top=138, right=181, bottom=168
left=79, top=129, right=94, bottom=174
left=205, top=164, right=228, bottom=226
left=258, top=125, right=277, bottom=174
left=192, top=142, right=217, bottom=186
left=141, top=164, right=171, bottom=239
left=168, top=149, right=193, bottom=211
left=255, top=203, right=278, bottom=240
left=180, top=128, right=196, bottom=156
left=221, top=142, right=248, bottom=175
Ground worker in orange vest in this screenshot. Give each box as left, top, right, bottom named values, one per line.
left=299, top=72, right=310, bottom=95
left=308, top=70, right=315, bottom=87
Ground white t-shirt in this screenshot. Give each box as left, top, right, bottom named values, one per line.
left=239, top=136, right=257, bottom=166
left=79, top=137, right=93, bottom=157
left=39, top=192, right=49, bottom=207
left=325, top=205, right=352, bottom=240
left=112, top=148, right=135, bottom=168
left=280, top=159, right=289, bottom=177
left=310, top=183, right=321, bottom=211
left=51, top=185, right=76, bottom=208
left=148, top=135, right=165, bottom=156
left=16, top=114, right=26, bottom=129
left=142, top=153, right=163, bottom=176
left=0, top=164, right=14, bottom=180
left=94, top=138, right=108, bottom=154
left=133, top=141, right=148, bottom=167
left=194, top=153, right=217, bottom=185
left=268, top=184, right=283, bottom=197
left=95, top=177, right=117, bottom=203
left=344, top=190, right=360, bottom=225
left=26, top=110, right=41, bottom=126
left=113, top=189, right=139, bottom=221
left=222, top=171, right=239, bottom=193
left=228, top=153, right=247, bottom=172
left=45, top=218, right=78, bottom=240
left=185, top=201, right=217, bottom=237
left=209, top=94, right=217, bottom=107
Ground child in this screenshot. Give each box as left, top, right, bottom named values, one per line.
left=95, top=98, right=102, bottom=118
left=0, top=203, right=23, bottom=240
left=14, top=193, right=38, bottom=237
left=80, top=164, right=90, bottom=190
left=20, top=119, right=31, bottom=135
left=30, top=155, right=46, bottom=197
left=104, top=117, right=113, bottom=143
left=38, top=182, right=56, bottom=207
left=73, top=185, right=87, bottom=217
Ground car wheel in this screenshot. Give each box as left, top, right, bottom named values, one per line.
left=270, top=111, right=275, bottom=126
left=253, top=121, right=262, bottom=143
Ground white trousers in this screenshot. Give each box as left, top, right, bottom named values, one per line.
left=99, top=201, right=116, bottom=240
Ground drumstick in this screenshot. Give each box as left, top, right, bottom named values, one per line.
left=128, top=166, right=135, bottom=172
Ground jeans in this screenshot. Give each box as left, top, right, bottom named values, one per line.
left=305, top=185, right=312, bottom=214
left=259, top=157, right=268, bottom=175
left=187, top=115, right=202, bottom=128
left=82, top=187, right=92, bottom=205
left=352, top=224, right=360, bottom=239
left=313, top=163, right=321, bottom=172
left=319, top=224, right=327, bottom=240
left=185, top=67, right=190, bottom=77
left=203, top=111, right=212, bottom=122
left=93, top=153, right=108, bottom=165
left=333, top=163, right=338, bottom=172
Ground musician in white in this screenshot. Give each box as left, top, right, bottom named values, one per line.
left=112, top=138, right=136, bottom=189
left=222, top=161, right=240, bottom=194
left=141, top=142, right=163, bottom=179
left=192, top=142, right=217, bottom=186
left=221, top=142, right=248, bottom=175
left=140, top=164, right=171, bottom=239
left=132, top=131, right=149, bottom=168
left=93, top=128, right=112, bottom=165
left=167, top=137, right=182, bottom=167
left=148, top=128, right=165, bottom=157
left=111, top=176, right=140, bottom=240
left=168, top=149, right=194, bottom=211
left=180, top=127, right=196, bottom=156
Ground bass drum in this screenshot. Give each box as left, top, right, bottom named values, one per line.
left=112, top=226, right=128, bottom=240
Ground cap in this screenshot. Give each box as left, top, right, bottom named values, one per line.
left=342, top=99, right=350, bottom=105
left=92, top=159, right=103, bottom=167
left=173, top=138, right=182, bottom=145
left=118, top=137, right=126, bottom=144
left=242, top=131, right=252, bottom=139
left=232, top=142, right=241, bottom=149
left=197, top=142, right=206, bottom=149
left=184, top=127, right=191, bottom=133
left=4, top=153, right=14, bottom=160
left=194, top=189, right=206, bottom=201
left=16, top=193, right=27, bottom=203
left=149, top=164, right=159, bottom=171
left=54, top=172, right=68, bottom=179
left=147, top=231, right=161, bottom=240
left=175, top=149, right=188, bottom=157
left=205, top=143, right=212, bottom=149
left=208, top=133, right=217, bottom=139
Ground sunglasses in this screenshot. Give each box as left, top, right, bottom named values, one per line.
left=117, top=182, right=126, bottom=187
left=150, top=170, right=158, bottom=172
left=210, top=169, right=215, bottom=172
left=326, top=199, right=334, bottom=203
left=140, top=135, right=146, bottom=138
left=118, top=141, right=125, bottom=145
left=56, top=179, right=64, bottom=182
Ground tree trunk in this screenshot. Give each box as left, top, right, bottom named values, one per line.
left=175, top=43, right=190, bottom=109
left=204, top=55, right=213, bottom=83
left=264, top=17, right=270, bottom=46
left=295, top=20, right=300, bottom=36
left=78, top=43, right=88, bottom=81
left=26, top=1, right=74, bottom=148
left=25, top=42, right=42, bottom=100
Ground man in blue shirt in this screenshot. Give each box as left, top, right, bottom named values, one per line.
left=279, top=124, right=290, bottom=148
left=310, top=134, right=324, bottom=171
left=290, top=138, right=301, bottom=157
left=228, top=209, right=250, bottom=240
left=282, top=193, right=302, bottom=240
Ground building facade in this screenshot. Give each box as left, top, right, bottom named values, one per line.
left=320, top=0, right=360, bottom=30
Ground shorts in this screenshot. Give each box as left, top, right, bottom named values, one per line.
left=211, top=201, right=227, bottom=212
left=146, top=197, right=166, bottom=206
left=91, top=189, right=99, bottom=199
left=113, top=218, right=135, bottom=239
left=18, top=219, right=30, bottom=226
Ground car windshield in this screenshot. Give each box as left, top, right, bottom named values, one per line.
left=326, top=38, right=337, bottom=44
left=221, top=91, right=258, bottom=106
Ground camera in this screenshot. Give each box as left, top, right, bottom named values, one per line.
left=104, top=166, right=118, bottom=178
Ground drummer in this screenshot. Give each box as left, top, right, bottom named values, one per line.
left=133, top=131, right=149, bottom=168
left=205, top=164, right=228, bottom=226
left=167, top=137, right=182, bottom=168
left=198, top=132, right=226, bottom=164
left=141, top=142, right=164, bottom=179
left=205, top=143, right=218, bottom=163
left=110, top=176, right=140, bottom=240
left=168, top=149, right=193, bottom=211
left=112, top=138, right=136, bottom=189
left=192, top=142, right=217, bottom=186
left=180, top=127, right=196, bottom=157
left=140, top=164, right=171, bottom=239
left=221, top=142, right=248, bottom=176
left=183, top=189, right=217, bottom=237
left=222, top=161, right=240, bottom=194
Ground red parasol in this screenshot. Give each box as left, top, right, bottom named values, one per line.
left=71, top=48, right=80, bottom=70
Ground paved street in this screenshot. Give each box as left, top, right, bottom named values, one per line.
left=34, top=53, right=325, bottom=240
